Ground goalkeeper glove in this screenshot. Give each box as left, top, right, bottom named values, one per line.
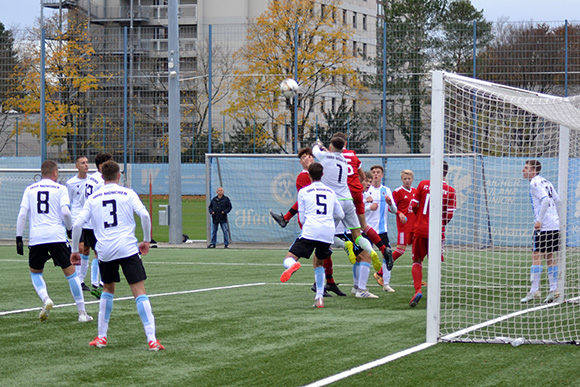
left=16, top=236, right=23, bottom=255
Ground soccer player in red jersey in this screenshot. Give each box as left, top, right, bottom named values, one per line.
left=270, top=147, right=345, bottom=296
left=408, top=161, right=456, bottom=307
left=332, top=132, right=393, bottom=270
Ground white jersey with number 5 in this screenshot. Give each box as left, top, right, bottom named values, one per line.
left=19, top=179, right=69, bottom=246
left=76, top=183, right=149, bottom=262
left=529, top=175, right=560, bottom=231
left=298, top=181, right=344, bottom=244
left=312, top=145, right=352, bottom=200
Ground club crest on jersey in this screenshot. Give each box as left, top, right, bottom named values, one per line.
left=271, top=173, right=296, bottom=206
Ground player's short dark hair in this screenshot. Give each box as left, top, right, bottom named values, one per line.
left=41, top=160, right=58, bottom=177
left=329, top=136, right=345, bottom=151
left=298, top=147, right=312, bottom=159
left=526, top=159, right=542, bottom=173
left=101, top=160, right=120, bottom=182
left=308, top=162, right=323, bottom=181
left=370, top=164, right=384, bottom=173
left=443, top=161, right=449, bottom=177
left=75, top=155, right=88, bottom=163
left=364, top=171, right=373, bottom=180
left=333, top=132, right=348, bottom=142
left=95, top=152, right=113, bottom=169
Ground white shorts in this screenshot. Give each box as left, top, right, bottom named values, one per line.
left=336, top=199, right=360, bottom=230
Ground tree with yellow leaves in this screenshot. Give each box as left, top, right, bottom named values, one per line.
left=226, top=0, right=366, bottom=152
left=8, top=10, right=101, bottom=159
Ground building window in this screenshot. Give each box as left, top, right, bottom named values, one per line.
left=353, top=12, right=357, bottom=29
left=353, top=41, right=357, bottom=57
left=343, top=10, right=347, bottom=25
left=331, top=97, right=336, bottom=113
left=362, top=43, right=367, bottom=58
left=363, top=15, right=367, bottom=31
left=321, top=96, right=325, bottom=112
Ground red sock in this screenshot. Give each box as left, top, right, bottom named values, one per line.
left=323, top=257, right=335, bottom=283
left=363, top=226, right=384, bottom=252
left=412, top=262, right=423, bottom=292
left=283, top=212, right=293, bottom=222
left=393, top=248, right=405, bottom=261
left=377, top=267, right=383, bottom=277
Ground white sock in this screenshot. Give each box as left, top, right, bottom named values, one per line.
left=66, top=272, right=85, bottom=312
left=382, top=265, right=392, bottom=285
left=314, top=267, right=325, bottom=300
left=333, top=236, right=345, bottom=249
left=78, top=254, right=90, bottom=281
left=352, top=262, right=360, bottom=288
left=30, top=272, right=49, bottom=302
left=356, top=235, right=373, bottom=255
left=136, top=295, right=156, bottom=342
left=530, top=265, right=542, bottom=293
left=358, top=262, right=371, bottom=291
left=98, top=292, right=114, bottom=338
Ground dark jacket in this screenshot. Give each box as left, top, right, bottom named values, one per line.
left=208, top=195, right=232, bottom=224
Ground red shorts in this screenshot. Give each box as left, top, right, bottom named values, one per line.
left=412, top=236, right=428, bottom=263
left=397, top=230, right=413, bottom=246
left=412, top=236, right=445, bottom=262
left=352, top=190, right=365, bottom=215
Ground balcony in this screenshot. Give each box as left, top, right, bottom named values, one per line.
left=42, top=0, right=78, bottom=9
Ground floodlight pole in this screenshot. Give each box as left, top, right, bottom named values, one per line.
left=167, top=0, right=182, bottom=244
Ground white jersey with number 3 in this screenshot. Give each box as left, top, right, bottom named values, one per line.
left=76, top=183, right=148, bottom=262
left=19, top=179, right=69, bottom=246
left=297, top=181, right=344, bottom=244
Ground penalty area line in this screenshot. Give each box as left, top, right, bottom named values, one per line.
left=0, top=282, right=266, bottom=317
left=303, top=342, right=437, bottom=387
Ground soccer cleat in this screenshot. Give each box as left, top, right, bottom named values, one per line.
left=270, top=211, right=288, bottom=228
left=81, top=283, right=91, bottom=292
left=520, top=291, right=541, bottom=304
left=39, top=298, right=54, bottom=321
left=373, top=272, right=384, bottom=287
left=383, top=247, right=394, bottom=271
left=311, top=283, right=331, bottom=297
left=409, top=291, right=423, bottom=307
left=313, top=298, right=324, bottom=308
left=89, top=336, right=107, bottom=348
left=351, top=286, right=358, bottom=295
left=280, top=261, right=301, bottom=282
left=325, top=282, right=346, bottom=296
left=344, top=241, right=356, bottom=264
left=383, top=284, right=395, bottom=293
left=371, top=250, right=382, bottom=272
left=148, top=340, right=165, bottom=352
left=355, top=289, right=379, bottom=299
left=543, top=291, right=560, bottom=304
left=78, top=310, right=94, bottom=323
left=207, top=244, right=216, bottom=248
left=90, top=286, right=103, bottom=300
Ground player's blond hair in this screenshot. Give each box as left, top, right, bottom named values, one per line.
left=401, top=169, right=414, bottom=178
left=364, top=171, right=373, bottom=181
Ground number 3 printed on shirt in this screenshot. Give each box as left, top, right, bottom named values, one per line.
left=103, top=199, right=118, bottom=228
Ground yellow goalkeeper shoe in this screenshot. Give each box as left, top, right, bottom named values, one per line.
left=344, top=241, right=356, bottom=264
left=371, top=250, right=381, bottom=272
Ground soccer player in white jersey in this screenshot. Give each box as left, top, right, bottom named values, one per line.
left=66, top=156, right=91, bottom=291
left=365, top=165, right=398, bottom=293
left=16, top=160, right=93, bottom=323
left=279, top=162, right=344, bottom=308
left=71, top=160, right=164, bottom=351
left=82, top=152, right=113, bottom=298
left=521, top=160, right=562, bottom=304
left=312, top=136, right=379, bottom=299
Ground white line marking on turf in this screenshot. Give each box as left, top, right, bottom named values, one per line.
left=303, top=342, right=437, bottom=387
left=0, top=283, right=266, bottom=317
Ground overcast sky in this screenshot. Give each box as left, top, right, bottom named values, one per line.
left=2, top=0, right=579, bottom=30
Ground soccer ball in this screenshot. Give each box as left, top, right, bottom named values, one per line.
left=280, top=78, right=299, bottom=99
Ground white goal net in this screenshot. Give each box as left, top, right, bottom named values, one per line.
left=428, top=71, right=580, bottom=345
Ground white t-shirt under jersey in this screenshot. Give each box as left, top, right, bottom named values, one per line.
left=297, top=181, right=344, bottom=244
left=19, top=178, right=69, bottom=246
left=66, top=175, right=86, bottom=221
left=76, top=183, right=149, bottom=262
left=529, top=175, right=560, bottom=231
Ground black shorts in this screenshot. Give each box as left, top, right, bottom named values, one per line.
left=29, top=242, right=72, bottom=271
left=82, top=229, right=97, bottom=250
left=99, top=254, right=147, bottom=285
left=533, top=230, right=560, bottom=253
left=289, top=238, right=332, bottom=260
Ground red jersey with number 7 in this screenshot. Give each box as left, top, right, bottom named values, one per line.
left=411, top=180, right=456, bottom=239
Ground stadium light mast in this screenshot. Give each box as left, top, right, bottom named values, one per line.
left=167, top=0, right=183, bottom=244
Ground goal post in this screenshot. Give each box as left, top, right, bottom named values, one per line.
left=428, top=71, right=580, bottom=345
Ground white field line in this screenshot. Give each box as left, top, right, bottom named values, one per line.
left=0, top=283, right=266, bottom=317
left=303, top=342, right=437, bottom=387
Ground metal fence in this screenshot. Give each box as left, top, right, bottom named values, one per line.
left=1, top=13, right=579, bottom=163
